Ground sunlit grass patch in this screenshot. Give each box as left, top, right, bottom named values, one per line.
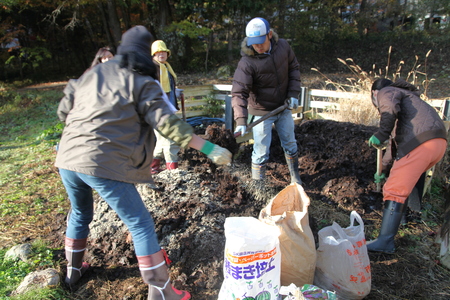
left=0, top=89, right=68, bottom=249
left=0, top=240, right=69, bottom=300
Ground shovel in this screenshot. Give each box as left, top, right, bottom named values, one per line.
left=234, top=103, right=289, bottom=138
left=374, top=142, right=388, bottom=192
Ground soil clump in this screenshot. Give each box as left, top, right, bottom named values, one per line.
left=46, top=118, right=450, bottom=299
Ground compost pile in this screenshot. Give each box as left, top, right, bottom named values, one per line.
left=48, top=119, right=449, bottom=300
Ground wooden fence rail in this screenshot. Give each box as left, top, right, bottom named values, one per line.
left=176, top=84, right=450, bottom=122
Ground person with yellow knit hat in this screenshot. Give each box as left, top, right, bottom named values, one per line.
left=151, top=40, right=181, bottom=174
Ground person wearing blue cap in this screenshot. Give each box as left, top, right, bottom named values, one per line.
left=56, top=25, right=232, bottom=299
left=231, top=17, right=302, bottom=185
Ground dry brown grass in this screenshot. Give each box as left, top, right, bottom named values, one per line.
left=310, top=47, right=438, bottom=126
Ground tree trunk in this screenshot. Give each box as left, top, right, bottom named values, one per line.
left=83, top=15, right=97, bottom=51
left=227, top=29, right=233, bottom=64
left=145, top=0, right=172, bottom=38
left=97, top=2, right=116, bottom=51
left=356, top=0, right=369, bottom=36
left=205, top=31, right=214, bottom=72
left=119, top=0, right=131, bottom=29
left=154, top=0, right=172, bottom=31
left=107, top=0, right=122, bottom=45
left=277, top=0, right=286, bottom=36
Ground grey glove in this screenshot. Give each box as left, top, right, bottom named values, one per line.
left=207, top=145, right=232, bottom=165
left=234, top=125, right=248, bottom=137
left=287, top=97, right=299, bottom=110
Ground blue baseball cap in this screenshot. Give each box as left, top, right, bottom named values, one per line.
left=246, top=18, right=270, bottom=46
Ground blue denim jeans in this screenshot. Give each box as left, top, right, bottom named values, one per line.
left=59, top=169, right=160, bottom=256
left=251, top=108, right=297, bottom=165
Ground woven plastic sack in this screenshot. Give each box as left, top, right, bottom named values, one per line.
left=313, top=211, right=371, bottom=299
left=217, top=217, right=282, bottom=300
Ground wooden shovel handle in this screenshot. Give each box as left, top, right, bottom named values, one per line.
left=376, top=148, right=383, bottom=192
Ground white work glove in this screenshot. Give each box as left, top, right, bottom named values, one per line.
left=234, top=125, right=248, bottom=137
left=287, top=97, right=299, bottom=110
left=207, top=145, right=232, bottom=165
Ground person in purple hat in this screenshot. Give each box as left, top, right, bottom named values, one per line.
left=231, top=17, right=302, bottom=185
left=56, top=25, right=231, bottom=299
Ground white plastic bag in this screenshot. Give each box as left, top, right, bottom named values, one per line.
left=218, top=217, right=282, bottom=300
left=313, top=211, right=371, bottom=300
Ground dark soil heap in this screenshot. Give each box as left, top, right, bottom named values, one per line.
left=50, top=118, right=449, bottom=300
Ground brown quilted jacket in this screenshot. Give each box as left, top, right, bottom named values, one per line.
left=374, top=79, right=447, bottom=159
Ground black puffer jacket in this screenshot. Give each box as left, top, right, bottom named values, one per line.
left=231, top=31, right=301, bottom=126
left=374, top=79, right=447, bottom=160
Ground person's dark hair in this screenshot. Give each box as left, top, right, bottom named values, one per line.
left=119, top=52, right=157, bottom=79
left=116, top=25, right=157, bottom=79
left=90, top=47, right=115, bottom=68
left=371, top=78, right=393, bottom=91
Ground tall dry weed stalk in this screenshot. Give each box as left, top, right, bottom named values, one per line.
left=311, top=47, right=435, bottom=126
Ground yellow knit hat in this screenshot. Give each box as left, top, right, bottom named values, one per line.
left=151, top=40, right=171, bottom=57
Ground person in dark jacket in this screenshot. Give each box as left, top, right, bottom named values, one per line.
left=231, top=17, right=302, bottom=184
left=367, top=78, right=448, bottom=253
left=55, top=25, right=231, bottom=299
left=150, top=40, right=181, bottom=174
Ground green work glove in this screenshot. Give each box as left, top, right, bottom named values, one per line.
left=368, top=135, right=381, bottom=147
left=374, top=172, right=386, bottom=184
left=200, top=141, right=232, bottom=165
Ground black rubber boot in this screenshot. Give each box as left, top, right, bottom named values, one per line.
left=367, top=200, right=407, bottom=254
left=401, top=198, right=409, bottom=225
left=285, top=152, right=302, bottom=185
left=407, top=173, right=425, bottom=212
left=251, top=163, right=266, bottom=181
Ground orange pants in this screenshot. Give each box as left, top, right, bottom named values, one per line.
left=383, top=138, right=447, bottom=204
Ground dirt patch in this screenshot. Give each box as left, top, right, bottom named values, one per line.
left=45, top=118, right=450, bottom=300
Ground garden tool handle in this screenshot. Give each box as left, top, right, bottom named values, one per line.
left=180, top=92, right=186, bottom=122
left=376, top=147, right=383, bottom=192
left=234, top=103, right=289, bottom=138
left=374, top=142, right=387, bottom=192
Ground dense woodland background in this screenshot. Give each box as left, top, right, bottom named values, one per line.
left=0, top=0, right=449, bottom=84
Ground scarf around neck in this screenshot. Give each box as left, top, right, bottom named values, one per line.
left=156, top=61, right=177, bottom=93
